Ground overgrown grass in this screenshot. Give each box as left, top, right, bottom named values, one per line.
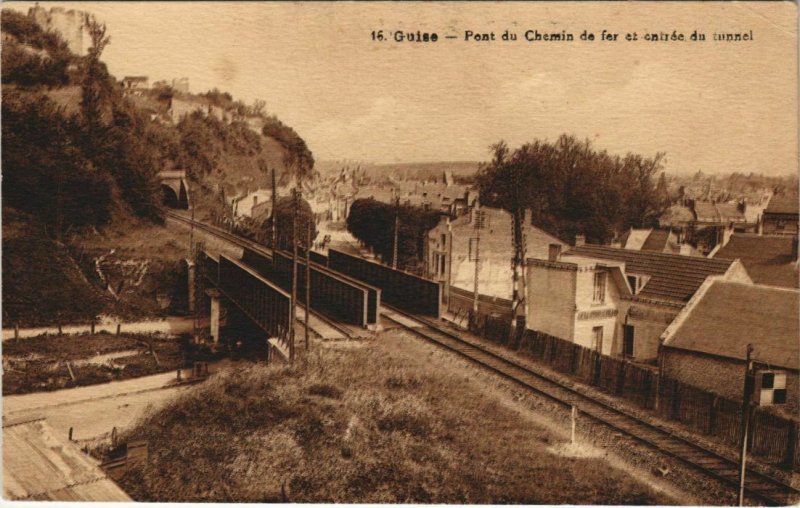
left=117, top=344, right=672, bottom=504
left=2, top=332, right=183, bottom=395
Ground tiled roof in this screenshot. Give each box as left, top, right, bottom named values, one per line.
left=693, top=201, right=746, bottom=223
left=764, top=195, right=799, bottom=216
left=567, top=245, right=734, bottom=302
left=713, top=234, right=798, bottom=288
left=641, top=229, right=671, bottom=252
left=664, top=281, right=799, bottom=369
left=3, top=417, right=131, bottom=501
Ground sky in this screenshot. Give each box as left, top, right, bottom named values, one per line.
left=7, top=2, right=798, bottom=174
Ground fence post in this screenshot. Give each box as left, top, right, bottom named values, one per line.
left=592, top=351, right=601, bottom=386
left=14, top=323, right=19, bottom=340
left=615, top=359, right=626, bottom=395
left=116, top=323, right=121, bottom=336
left=784, top=421, right=798, bottom=469
left=653, top=372, right=661, bottom=412
left=90, top=320, right=95, bottom=335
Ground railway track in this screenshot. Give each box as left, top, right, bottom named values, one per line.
left=165, top=210, right=357, bottom=340
left=381, top=306, right=799, bottom=506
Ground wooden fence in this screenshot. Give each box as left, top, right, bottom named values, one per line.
left=474, top=323, right=799, bottom=470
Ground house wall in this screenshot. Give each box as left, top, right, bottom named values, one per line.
left=572, top=266, right=622, bottom=355
left=662, top=347, right=799, bottom=415
left=762, top=213, right=800, bottom=237
left=618, top=300, right=680, bottom=361
left=526, top=263, right=576, bottom=341
left=442, top=208, right=566, bottom=300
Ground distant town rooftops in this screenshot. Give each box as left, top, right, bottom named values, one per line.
left=713, top=233, right=798, bottom=288
left=663, top=280, right=799, bottom=370
left=566, top=244, right=737, bottom=302
left=692, top=200, right=746, bottom=223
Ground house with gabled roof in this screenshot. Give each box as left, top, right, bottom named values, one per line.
left=428, top=206, right=567, bottom=318
left=526, top=243, right=752, bottom=362
left=660, top=279, right=799, bottom=417
left=761, top=194, right=799, bottom=237
left=712, top=233, right=798, bottom=288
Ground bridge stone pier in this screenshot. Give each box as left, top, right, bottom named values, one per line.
left=205, top=288, right=222, bottom=343
left=158, top=170, right=190, bottom=209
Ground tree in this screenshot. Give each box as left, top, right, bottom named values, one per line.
left=346, top=198, right=440, bottom=270
left=268, top=195, right=317, bottom=251
left=478, top=135, right=667, bottom=244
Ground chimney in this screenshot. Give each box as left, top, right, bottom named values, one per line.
left=548, top=244, right=562, bottom=262
left=575, top=234, right=586, bottom=247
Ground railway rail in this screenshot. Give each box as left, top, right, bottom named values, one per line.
left=165, top=210, right=357, bottom=340
left=381, top=305, right=800, bottom=507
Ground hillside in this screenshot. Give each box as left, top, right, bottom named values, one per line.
left=1, top=7, right=315, bottom=326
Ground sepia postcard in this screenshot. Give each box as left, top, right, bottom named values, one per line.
left=1, top=1, right=798, bottom=505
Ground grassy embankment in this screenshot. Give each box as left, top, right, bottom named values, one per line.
left=2, top=332, right=184, bottom=395
left=117, top=338, right=673, bottom=504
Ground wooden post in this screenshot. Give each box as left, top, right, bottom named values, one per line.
left=571, top=406, right=577, bottom=445
left=177, top=368, right=182, bottom=381
left=66, top=361, right=76, bottom=381
left=57, top=321, right=62, bottom=335
left=14, top=323, right=19, bottom=340
left=738, top=344, right=754, bottom=507
left=68, top=427, right=73, bottom=441
left=290, top=188, right=298, bottom=364
left=392, top=196, right=399, bottom=269
left=305, top=220, right=311, bottom=351
left=708, top=396, right=719, bottom=435
left=90, top=320, right=95, bottom=335
left=116, top=323, right=121, bottom=336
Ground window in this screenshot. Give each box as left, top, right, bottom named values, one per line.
left=441, top=234, right=447, bottom=247
left=623, top=325, right=635, bottom=357
left=593, top=271, right=607, bottom=303
left=548, top=244, right=561, bottom=262
left=627, top=275, right=637, bottom=294
left=592, top=326, right=604, bottom=353
left=433, top=255, right=439, bottom=275
left=439, top=255, right=446, bottom=276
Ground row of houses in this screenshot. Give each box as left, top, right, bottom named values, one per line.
left=424, top=203, right=799, bottom=414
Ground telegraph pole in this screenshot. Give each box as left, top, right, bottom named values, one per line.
left=305, top=219, right=311, bottom=351
left=290, top=188, right=299, bottom=363
left=738, top=343, right=755, bottom=506
left=472, top=206, right=484, bottom=321
left=392, top=196, right=400, bottom=269
left=271, top=167, right=278, bottom=249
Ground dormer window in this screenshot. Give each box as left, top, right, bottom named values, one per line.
left=627, top=275, right=638, bottom=294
